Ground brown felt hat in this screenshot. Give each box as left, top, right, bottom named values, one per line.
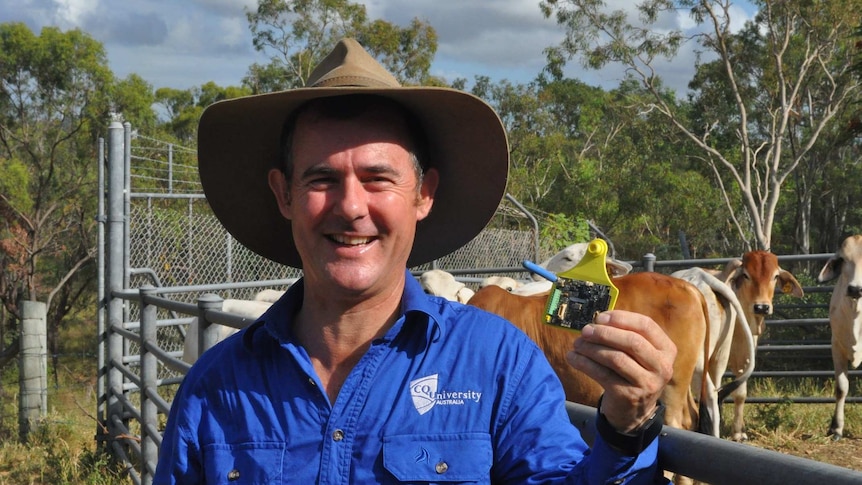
left=197, top=38, right=509, bottom=268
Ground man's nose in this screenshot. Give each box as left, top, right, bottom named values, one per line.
left=334, top=178, right=368, bottom=219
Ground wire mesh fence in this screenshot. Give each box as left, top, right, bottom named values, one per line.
left=95, top=124, right=862, bottom=485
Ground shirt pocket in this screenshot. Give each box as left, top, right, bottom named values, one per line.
left=202, top=441, right=285, bottom=484
left=382, top=433, right=492, bottom=483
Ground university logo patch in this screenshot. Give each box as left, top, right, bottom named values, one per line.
left=409, top=374, right=483, bottom=415
left=410, top=374, right=438, bottom=415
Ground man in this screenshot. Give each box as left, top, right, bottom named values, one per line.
left=155, top=38, right=675, bottom=484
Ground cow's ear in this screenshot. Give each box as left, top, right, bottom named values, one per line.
left=778, top=270, right=804, bottom=298
left=606, top=259, right=632, bottom=277
left=817, top=256, right=842, bottom=283
left=718, top=258, right=742, bottom=285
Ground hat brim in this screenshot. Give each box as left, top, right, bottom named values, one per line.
left=198, top=87, right=509, bottom=269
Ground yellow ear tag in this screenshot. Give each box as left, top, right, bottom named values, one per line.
left=540, top=238, right=619, bottom=332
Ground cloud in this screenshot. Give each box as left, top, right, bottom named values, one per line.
left=0, top=0, right=756, bottom=92
left=87, top=11, right=169, bottom=47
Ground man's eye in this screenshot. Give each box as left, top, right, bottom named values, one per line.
left=305, top=178, right=335, bottom=190
left=364, top=176, right=395, bottom=186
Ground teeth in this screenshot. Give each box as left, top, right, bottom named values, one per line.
left=332, top=235, right=371, bottom=245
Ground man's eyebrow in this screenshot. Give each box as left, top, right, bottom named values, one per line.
left=363, top=164, right=400, bottom=175
left=298, top=164, right=337, bottom=179
left=299, top=163, right=401, bottom=179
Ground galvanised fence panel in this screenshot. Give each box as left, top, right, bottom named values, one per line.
left=99, top=123, right=862, bottom=484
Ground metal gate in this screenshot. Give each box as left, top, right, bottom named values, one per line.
left=97, top=121, right=862, bottom=484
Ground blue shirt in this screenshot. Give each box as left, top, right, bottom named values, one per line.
left=155, top=270, right=663, bottom=484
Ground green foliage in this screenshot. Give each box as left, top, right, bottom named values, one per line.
left=244, top=0, right=438, bottom=90
left=0, top=22, right=112, bottom=318
left=154, top=82, right=251, bottom=142
left=111, top=74, right=158, bottom=131
left=0, top=310, right=129, bottom=484
left=0, top=157, right=32, bottom=214
left=538, top=213, right=590, bottom=255
left=539, top=0, right=862, bottom=253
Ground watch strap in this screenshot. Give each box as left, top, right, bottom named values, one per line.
left=595, top=395, right=666, bottom=456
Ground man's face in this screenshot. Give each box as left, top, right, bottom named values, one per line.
left=268, top=106, right=438, bottom=297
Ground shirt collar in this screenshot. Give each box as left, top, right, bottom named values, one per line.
left=244, top=269, right=445, bottom=351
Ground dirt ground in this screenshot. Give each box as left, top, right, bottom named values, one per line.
left=761, top=434, right=862, bottom=472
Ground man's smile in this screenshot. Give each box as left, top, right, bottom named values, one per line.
left=329, top=234, right=374, bottom=246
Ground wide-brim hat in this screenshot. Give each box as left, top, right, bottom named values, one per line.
left=198, top=38, right=509, bottom=268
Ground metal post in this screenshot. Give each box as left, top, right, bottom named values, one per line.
left=643, top=253, right=656, bottom=272
left=122, top=123, right=132, bottom=376
left=226, top=235, right=233, bottom=285
left=168, top=143, right=174, bottom=194
left=106, top=120, right=127, bottom=446
left=197, top=294, right=224, bottom=361
left=96, top=136, right=107, bottom=430
left=18, top=300, right=47, bottom=442
left=124, top=122, right=132, bottom=291
left=139, top=286, right=157, bottom=485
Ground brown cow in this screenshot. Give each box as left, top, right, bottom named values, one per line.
left=467, top=272, right=709, bottom=436
left=711, top=250, right=804, bottom=441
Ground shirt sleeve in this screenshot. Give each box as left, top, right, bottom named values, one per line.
left=153, top=377, right=204, bottom=484
left=491, top=342, right=666, bottom=485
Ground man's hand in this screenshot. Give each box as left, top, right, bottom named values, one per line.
left=565, top=310, right=676, bottom=433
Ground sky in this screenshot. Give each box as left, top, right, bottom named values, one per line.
left=1, top=0, right=756, bottom=95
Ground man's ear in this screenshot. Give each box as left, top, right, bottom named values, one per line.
left=267, top=168, right=292, bottom=220
left=416, top=167, right=439, bottom=221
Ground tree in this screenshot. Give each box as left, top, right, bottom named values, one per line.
left=470, top=73, right=725, bottom=259
left=244, top=0, right=439, bottom=91
left=155, top=82, right=252, bottom=143
left=0, top=22, right=113, bottom=367
left=112, top=73, right=158, bottom=133
left=541, top=0, right=862, bottom=251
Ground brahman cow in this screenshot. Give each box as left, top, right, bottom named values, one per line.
left=182, top=288, right=290, bottom=364
left=710, top=250, right=804, bottom=441
left=531, top=242, right=633, bottom=281
left=479, top=275, right=522, bottom=292
left=513, top=242, right=634, bottom=296
left=468, top=272, right=710, bottom=436
left=817, top=234, right=862, bottom=440
left=671, top=267, right=755, bottom=438
left=419, top=269, right=475, bottom=303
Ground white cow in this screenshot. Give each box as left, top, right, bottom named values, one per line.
left=515, top=243, right=633, bottom=296
left=418, top=269, right=475, bottom=303
left=182, top=289, right=287, bottom=364
left=479, top=275, right=522, bottom=292
left=254, top=288, right=287, bottom=303
left=531, top=243, right=589, bottom=281
left=533, top=242, right=633, bottom=281
left=817, top=234, right=862, bottom=440
left=512, top=280, right=555, bottom=296
left=671, top=267, right=756, bottom=438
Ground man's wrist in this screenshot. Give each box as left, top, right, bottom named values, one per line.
left=595, top=395, right=666, bottom=456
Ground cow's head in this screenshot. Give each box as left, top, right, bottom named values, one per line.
left=720, top=250, right=804, bottom=335
left=817, top=235, right=862, bottom=300
left=535, top=242, right=633, bottom=281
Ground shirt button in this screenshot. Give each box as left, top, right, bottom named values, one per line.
left=332, top=429, right=345, bottom=441
left=435, top=461, right=448, bottom=474
left=307, top=377, right=316, bottom=386
left=227, top=469, right=240, bottom=481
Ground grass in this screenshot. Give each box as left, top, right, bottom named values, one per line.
left=2, top=317, right=862, bottom=482
left=724, top=378, right=862, bottom=471
left=0, top=319, right=128, bottom=485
